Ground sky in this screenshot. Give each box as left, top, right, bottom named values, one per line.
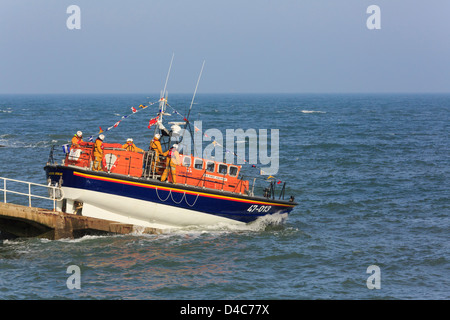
left=0, top=0, right=449, bottom=94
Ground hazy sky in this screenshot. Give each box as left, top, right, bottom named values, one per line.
left=1, top=0, right=449, bottom=94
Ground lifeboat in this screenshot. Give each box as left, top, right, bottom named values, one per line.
left=44, top=64, right=297, bottom=230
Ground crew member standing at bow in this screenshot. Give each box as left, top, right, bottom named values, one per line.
left=161, top=144, right=179, bottom=183
left=92, top=134, right=105, bottom=171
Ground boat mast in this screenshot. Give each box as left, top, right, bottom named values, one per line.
left=154, top=53, right=174, bottom=138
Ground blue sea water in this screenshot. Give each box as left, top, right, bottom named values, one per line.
left=0, top=93, right=448, bottom=300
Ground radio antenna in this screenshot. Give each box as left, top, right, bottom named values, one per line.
left=162, top=53, right=174, bottom=99
left=186, top=60, right=205, bottom=122
left=181, top=60, right=205, bottom=157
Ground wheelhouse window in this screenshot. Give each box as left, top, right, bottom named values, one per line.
left=218, top=164, right=228, bottom=175
left=206, top=161, right=215, bottom=172
left=229, top=166, right=238, bottom=177
left=194, top=158, right=203, bottom=170
left=182, top=156, right=191, bottom=167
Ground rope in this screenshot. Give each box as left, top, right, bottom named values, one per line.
left=185, top=193, right=200, bottom=207
left=170, top=191, right=185, bottom=204
left=155, top=187, right=171, bottom=202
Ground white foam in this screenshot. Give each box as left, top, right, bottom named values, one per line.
left=56, top=234, right=120, bottom=243
left=301, top=110, right=326, bottom=114
left=163, top=212, right=290, bottom=235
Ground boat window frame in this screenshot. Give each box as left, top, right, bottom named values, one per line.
left=218, top=163, right=228, bottom=175
left=206, top=161, right=215, bottom=173
left=182, top=156, right=191, bottom=167
left=229, top=165, right=239, bottom=177
left=193, top=158, right=204, bottom=170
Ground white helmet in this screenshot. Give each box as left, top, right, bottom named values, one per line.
left=154, top=134, right=160, bottom=140
left=77, top=131, right=82, bottom=137
left=127, top=138, right=133, bottom=142
left=172, top=144, right=178, bottom=149
left=99, top=134, right=105, bottom=141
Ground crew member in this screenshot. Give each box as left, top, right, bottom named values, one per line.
left=161, top=144, right=179, bottom=184
left=149, top=134, right=163, bottom=172
left=92, top=134, right=105, bottom=171
left=71, top=131, right=87, bottom=148
left=122, top=138, right=143, bottom=153
left=150, top=134, right=163, bottom=154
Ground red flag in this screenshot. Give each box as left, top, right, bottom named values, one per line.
left=277, top=180, right=282, bottom=184
left=99, top=127, right=103, bottom=134
left=131, top=107, right=137, bottom=113
left=148, top=115, right=159, bottom=129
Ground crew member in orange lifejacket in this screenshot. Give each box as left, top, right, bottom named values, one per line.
left=92, top=134, right=105, bottom=171
left=122, top=138, right=143, bottom=153
left=149, top=134, right=163, bottom=173
left=161, top=144, right=179, bottom=183
left=71, top=131, right=87, bottom=148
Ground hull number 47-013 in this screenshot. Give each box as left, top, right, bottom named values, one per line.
left=247, top=205, right=271, bottom=213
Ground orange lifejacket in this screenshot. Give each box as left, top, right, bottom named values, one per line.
left=71, top=136, right=86, bottom=148
left=164, top=147, right=179, bottom=166
left=122, top=142, right=143, bottom=153
left=150, top=139, right=163, bottom=155
left=93, top=138, right=104, bottom=158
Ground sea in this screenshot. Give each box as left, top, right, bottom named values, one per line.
left=0, top=93, right=448, bottom=303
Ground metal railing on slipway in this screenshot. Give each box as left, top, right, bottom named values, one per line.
left=0, top=176, right=64, bottom=211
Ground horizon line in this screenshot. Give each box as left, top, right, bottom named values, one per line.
left=1, top=91, right=450, bottom=95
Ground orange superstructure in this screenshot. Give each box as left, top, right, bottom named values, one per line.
left=64, top=144, right=249, bottom=195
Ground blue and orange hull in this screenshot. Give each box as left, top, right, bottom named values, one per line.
left=44, top=165, right=297, bottom=228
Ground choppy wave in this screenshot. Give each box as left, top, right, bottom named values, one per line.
left=0, top=138, right=59, bottom=149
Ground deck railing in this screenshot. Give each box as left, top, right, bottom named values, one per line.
left=0, top=176, right=64, bottom=211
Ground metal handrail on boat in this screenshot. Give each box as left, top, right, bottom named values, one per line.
left=0, top=176, right=64, bottom=211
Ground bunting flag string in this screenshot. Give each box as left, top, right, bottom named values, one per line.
left=94, top=100, right=158, bottom=137
left=63, top=100, right=159, bottom=152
